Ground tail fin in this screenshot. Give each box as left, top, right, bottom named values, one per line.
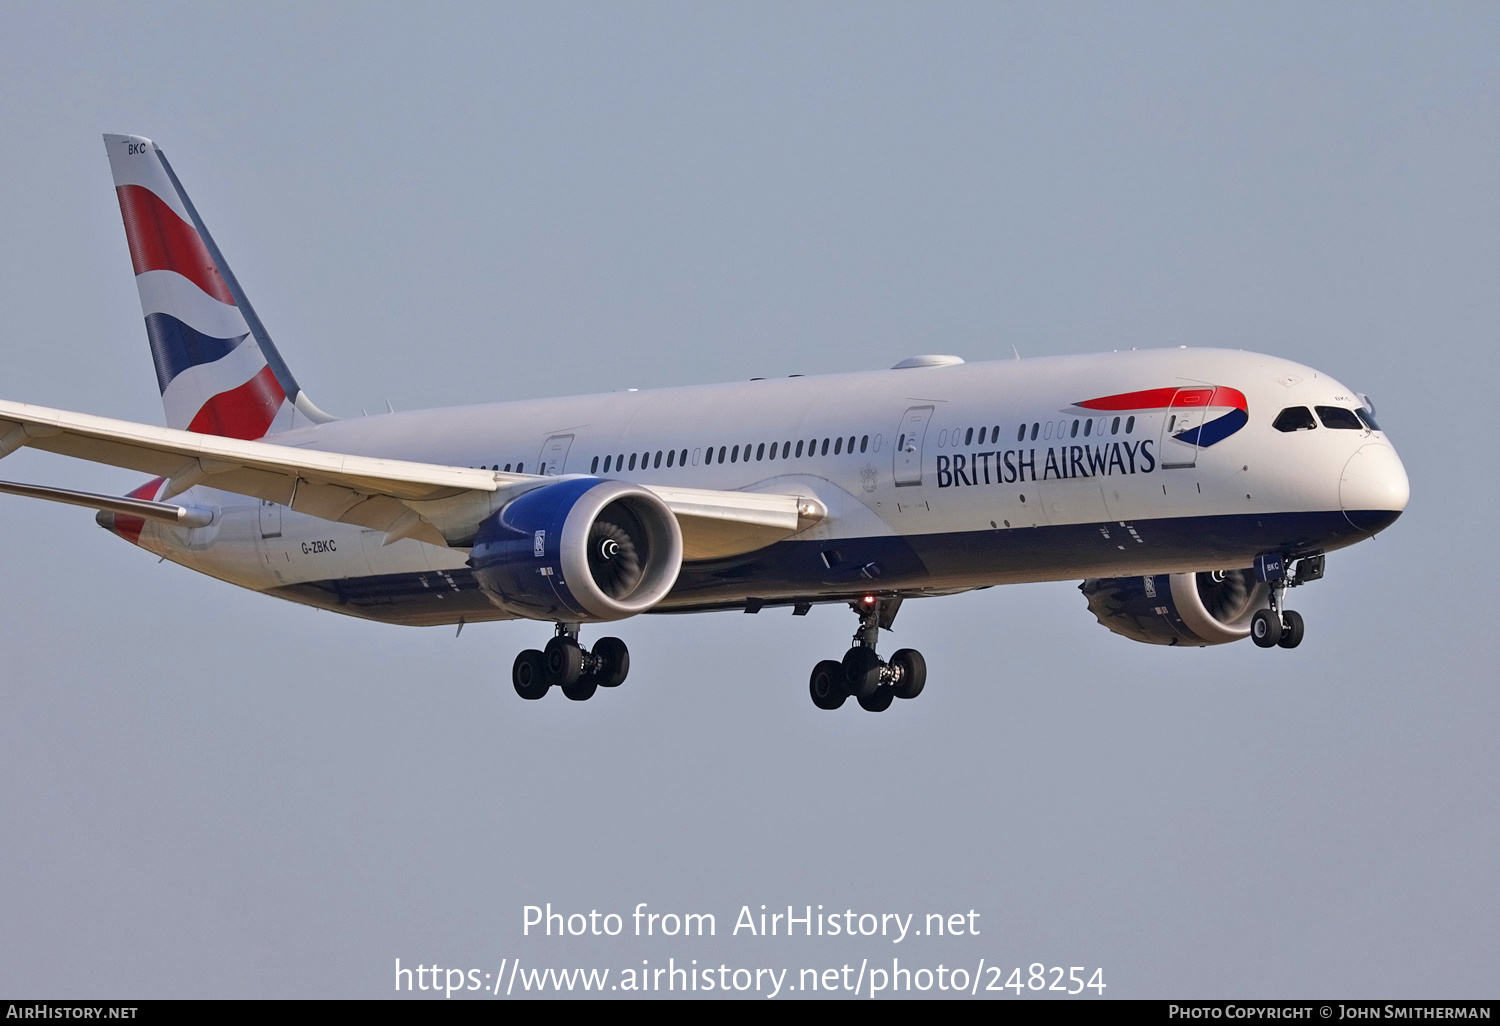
left=103, top=134, right=333, bottom=438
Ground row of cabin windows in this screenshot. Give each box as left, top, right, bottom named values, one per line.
left=1273, top=406, right=1377, bottom=432
left=588, top=434, right=876, bottom=476
left=596, top=449, right=688, bottom=473
left=484, top=414, right=1161, bottom=475
left=927, top=417, right=1137, bottom=452
left=1013, top=416, right=1135, bottom=445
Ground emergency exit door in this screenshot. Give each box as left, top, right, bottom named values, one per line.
left=537, top=434, right=574, bottom=476
left=1158, top=389, right=1208, bottom=469
left=893, top=406, right=934, bottom=486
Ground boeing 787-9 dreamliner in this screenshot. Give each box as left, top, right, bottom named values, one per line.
left=0, top=135, right=1410, bottom=711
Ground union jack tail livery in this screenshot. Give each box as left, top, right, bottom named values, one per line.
left=103, top=134, right=333, bottom=439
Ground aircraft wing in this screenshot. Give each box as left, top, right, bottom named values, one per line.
left=0, top=399, right=822, bottom=556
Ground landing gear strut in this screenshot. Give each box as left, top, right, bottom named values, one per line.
left=1251, top=553, right=1320, bottom=650
left=512, top=624, right=630, bottom=701
left=808, top=596, right=926, bottom=712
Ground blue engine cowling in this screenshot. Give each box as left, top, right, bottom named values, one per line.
left=1079, top=569, right=1269, bottom=646
left=469, top=477, right=683, bottom=622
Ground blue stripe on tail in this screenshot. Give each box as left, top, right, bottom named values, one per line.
left=143, top=312, right=248, bottom=392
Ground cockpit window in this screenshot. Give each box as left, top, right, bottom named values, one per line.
left=1356, top=408, right=1380, bottom=431
left=1316, top=406, right=1363, bottom=430
left=1273, top=406, right=1317, bottom=432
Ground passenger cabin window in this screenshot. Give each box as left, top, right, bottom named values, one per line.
left=1273, top=407, right=1318, bottom=432
left=591, top=456, right=599, bottom=473
left=1317, top=406, right=1363, bottom=430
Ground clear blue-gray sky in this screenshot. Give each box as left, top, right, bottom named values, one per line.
left=0, top=1, right=1495, bottom=998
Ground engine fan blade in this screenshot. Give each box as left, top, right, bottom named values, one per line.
left=588, top=503, right=648, bottom=598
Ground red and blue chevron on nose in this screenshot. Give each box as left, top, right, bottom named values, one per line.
left=1076, top=386, right=1250, bottom=447
left=115, top=182, right=287, bottom=439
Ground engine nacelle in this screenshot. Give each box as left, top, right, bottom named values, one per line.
left=469, top=478, right=683, bottom=622
left=1079, top=569, right=1270, bottom=646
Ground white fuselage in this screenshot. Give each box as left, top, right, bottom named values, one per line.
left=123, top=347, right=1408, bottom=626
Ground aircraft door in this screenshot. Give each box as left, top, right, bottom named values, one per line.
left=893, top=406, right=934, bottom=486
left=537, top=434, right=574, bottom=476
left=1158, top=389, right=1210, bottom=469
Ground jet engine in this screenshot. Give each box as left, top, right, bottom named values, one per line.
left=469, top=478, right=683, bottom=622
left=1079, top=569, right=1269, bottom=646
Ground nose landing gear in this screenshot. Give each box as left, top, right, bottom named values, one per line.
left=512, top=623, right=631, bottom=700
left=1251, top=553, right=1320, bottom=650
left=808, top=597, right=927, bottom=712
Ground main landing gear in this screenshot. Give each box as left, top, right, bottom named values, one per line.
left=512, top=624, right=630, bottom=701
left=808, top=596, right=927, bottom=713
left=1250, top=553, right=1322, bottom=650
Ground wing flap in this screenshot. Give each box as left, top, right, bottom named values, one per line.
left=643, top=484, right=824, bottom=559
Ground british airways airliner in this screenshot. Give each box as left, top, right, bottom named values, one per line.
left=0, top=135, right=1410, bottom=711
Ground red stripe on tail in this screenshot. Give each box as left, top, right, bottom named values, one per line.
left=115, top=184, right=236, bottom=305
left=187, top=365, right=287, bottom=440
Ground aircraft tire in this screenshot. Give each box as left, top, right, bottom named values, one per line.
left=544, top=635, right=585, bottom=686
left=1251, top=609, right=1281, bottom=648
left=842, top=647, right=882, bottom=698
left=592, top=637, right=630, bottom=687
left=513, top=650, right=550, bottom=700
left=562, top=679, right=598, bottom=702
left=891, top=649, right=926, bottom=699
left=858, top=689, right=894, bottom=713
left=1277, top=610, right=1305, bottom=649
left=809, top=660, right=848, bottom=710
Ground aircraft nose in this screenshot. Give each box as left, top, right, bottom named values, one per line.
left=1340, top=442, right=1409, bottom=533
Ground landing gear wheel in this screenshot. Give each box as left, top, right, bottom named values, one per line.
left=809, top=660, right=848, bottom=710
left=1251, top=608, right=1282, bottom=648
left=842, top=646, right=882, bottom=698
left=890, top=649, right=926, bottom=699
left=1277, top=609, right=1304, bottom=649
left=858, top=689, right=894, bottom=712
left=561, top=679, right=598, bottom=701
left=591, top=637, right=630, bottom=687
left=544, top=635, right=585, bottom=686
left=512, top=650, right=550, bottom=700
